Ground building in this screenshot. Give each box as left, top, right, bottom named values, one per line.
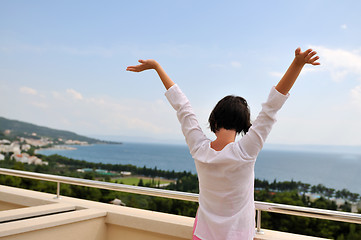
left=0, top=143, right=21, bottom=155
left=21, top=144, right=31, bottom=151
left=12, top=153, right=30, bottom=163
left=0, top=139, right=11, bottom=144
left=65, top=140, right=89, bottom=145
left=11, top=153, right=48, bottom=166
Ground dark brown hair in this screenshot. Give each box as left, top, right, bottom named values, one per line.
left=208, top=95, right=251, bottom=135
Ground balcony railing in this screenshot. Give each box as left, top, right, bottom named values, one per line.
left=1, top=167, right=360, bottom=235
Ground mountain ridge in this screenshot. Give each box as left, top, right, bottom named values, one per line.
left=0, top=116, right=120, bottom=144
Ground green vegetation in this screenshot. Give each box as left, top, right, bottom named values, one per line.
left=114, top=177, right=173, bottom=187
left=36, top=154, right=195, bottom=183
left=255, top=179, right=360, bottom=203
left=0, top=154, right=360, bottom=239
left=255, top=190, right=361, bottom=239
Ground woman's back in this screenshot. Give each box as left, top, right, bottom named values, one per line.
left=193, top=141, right=256, bottom=239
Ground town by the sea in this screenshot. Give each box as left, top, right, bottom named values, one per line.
left=37, top=142, right=361, bottom=195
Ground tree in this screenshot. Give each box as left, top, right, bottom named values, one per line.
left=104, top=175, right=111, bottom=182
left=300, top=183, right=310, bottom=193
left=138, top=178, right=144, bottom=186
left=325, top=188, right=335, bottom=199
left=84, top=172, right=94, bottom=180
left=26, top=146, right=36, bottom=156
left=349, top=193, right=359, bottom=203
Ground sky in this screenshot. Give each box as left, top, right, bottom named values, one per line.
left=1, top=1, right=361, bottom=146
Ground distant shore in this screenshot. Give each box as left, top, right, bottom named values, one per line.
left=36, top=145, right=78, bottom=152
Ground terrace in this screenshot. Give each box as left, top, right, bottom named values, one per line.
left=1, top=167, right=360, bottom=240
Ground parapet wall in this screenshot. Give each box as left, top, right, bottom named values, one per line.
left=0, top=185, right=194, bottom=240
left=0, top=185, right=329, bottom=240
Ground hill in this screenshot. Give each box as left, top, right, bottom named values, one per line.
left=0, top=116, right=119, bottom=144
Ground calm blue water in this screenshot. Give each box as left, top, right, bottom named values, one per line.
left=37, top=143, right=361, bottom=194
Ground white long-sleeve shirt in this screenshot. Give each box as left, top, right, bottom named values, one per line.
left=165, top=85, right=289, bottom=240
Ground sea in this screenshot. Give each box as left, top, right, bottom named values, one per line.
left=37, top=142, right=361, bottom=195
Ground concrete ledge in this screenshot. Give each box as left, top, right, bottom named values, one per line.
left=0, top=185, right=331, bottom=240
left=0, top=200, right=24, bottom=211
left=255, top=229, right=330, bottom=240
left=0, top=186, right=56, bottom=207
left=0, top=185, right=194, bottom=239
left=106, top=210, right=193, bottom=239
left=0, top=203, right=76, bottom=223
left=0, top=208, right=107, bottom=237
left=1, top=216, right=107, bottom=240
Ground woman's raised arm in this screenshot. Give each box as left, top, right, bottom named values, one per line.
left=275, top=48, right=320, bottom=95
left=126, top=59, right=175, bottom=90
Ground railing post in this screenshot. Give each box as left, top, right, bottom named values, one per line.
left=256, top=209, right=264, bottom=234
left=54, top=181, right=61, bottom=199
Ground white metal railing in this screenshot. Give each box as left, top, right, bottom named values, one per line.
left=1, top=167, right=360, bottom=234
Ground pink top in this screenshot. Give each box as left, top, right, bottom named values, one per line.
left=165, top=85, right=289, bottom=240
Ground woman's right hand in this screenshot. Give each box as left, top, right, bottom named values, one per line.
left=126, top=59, right=160, bottom=72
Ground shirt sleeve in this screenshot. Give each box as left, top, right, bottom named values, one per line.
left=165, top=84, right=209, bottom=156
left=237, top=86, right=289, bottom=159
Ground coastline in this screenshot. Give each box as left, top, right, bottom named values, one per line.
left=35, top=142, right=361, bottom=196
left=36, top=145, right=79, bottom=152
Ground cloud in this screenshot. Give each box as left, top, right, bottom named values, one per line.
left=311, top=46, right=361, bottom=112
left=58, top=46, right=115, bottom=58
left=0, top=42, right=198, bottom=59
left=66, top=89, right=83, bottom=100
left=35, top=88, right=179, bottom=137
left=52, top=91, right=61, bottom=99
left=230, top=61, right=242, bottom=68
left=210, top=61, right=242, bottom=69
left=19, top=86, right=38, bottom=95
left=350, top=84, right=361, bottom=107
left=209, top=63, right=227, bottom=69
left=311, top=46, right=361, bottom=82
left=0, top=42, right=124, bottom=58
left=341, top=24, right=347, bottom=29
left=30, top=101, right=48, bottom=109
left=269, top=66, right=318, bottom=79
left=269, top=71, right=283, bottom=78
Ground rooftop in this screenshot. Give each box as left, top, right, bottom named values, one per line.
left=1, top=168, right=360, bottom=240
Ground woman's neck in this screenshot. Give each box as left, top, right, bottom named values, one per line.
left=211, top=128, right=237, bottom=151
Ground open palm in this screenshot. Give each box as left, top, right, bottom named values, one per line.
left=126, top=59, right=159, bottom=72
